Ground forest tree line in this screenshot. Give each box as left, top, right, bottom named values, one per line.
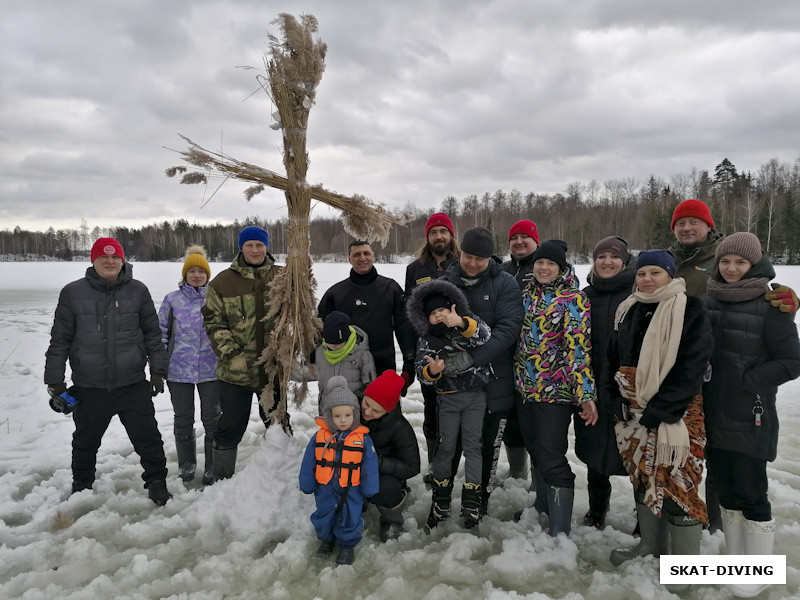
left=3, top=156, right=799, bottom=264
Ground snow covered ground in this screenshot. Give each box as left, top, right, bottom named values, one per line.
left=1, top=259, right=798, bottom=600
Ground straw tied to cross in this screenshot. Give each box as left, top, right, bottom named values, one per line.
left=164, top=13, right=408, bottom=422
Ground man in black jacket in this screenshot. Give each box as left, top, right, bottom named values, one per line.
left=318, top=240, right=416, bottom=388
left=441, top=226, right=524, bottom=517
left=44, top=238, right=171, bottom=505
left=404, top=212, right=459, bottom=479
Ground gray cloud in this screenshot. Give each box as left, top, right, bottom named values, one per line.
left=2, top=0, right=799, bottom=231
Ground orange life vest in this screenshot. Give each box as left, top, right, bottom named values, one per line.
left=313, top=417, right=368, bottom=488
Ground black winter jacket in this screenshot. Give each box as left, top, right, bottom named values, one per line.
left=405, top=256, right=458, bottom=295
left=605, top=294, right=712, bottom=429
left=703, top=258, right=800, bottom=461
left=44, top=264, right=167, bottom=389
left=574, top=264, right=635, bottom=475
left=441, top=258, right=523, bottom=412
left=318, top=267, right=416, bottom=374
left=501, top=253, right=536, bottom=289
left=366, top=406, right=421, bottom=482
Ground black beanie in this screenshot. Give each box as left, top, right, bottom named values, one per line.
left=422, top=293, right=451, bottom=317
left=461, top=227, right=495, bottom=258
left=323, top=311, right=351, bottom=345
left=533, top=239, right=569, bottom=271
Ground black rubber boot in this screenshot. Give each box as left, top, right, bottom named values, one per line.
left=427, top=477, right=453, bottom=529
left=378, top=488, right=407, bottom=541
left=315, top=540, right=334, bottom=557
left=461, top=482, right=482, bottom=529
left=202, top=433, right=214, bottom=485
left=336, top=546, right=355, bottom=565
left=546, top=485, right=574, bottom=537
left=147, top=479, right=172, bottom=506
left=175, top=432, right=197, bottom=482
left=212, top=442, right=237, bottom=481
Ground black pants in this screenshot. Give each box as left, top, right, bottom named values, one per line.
left=706, top=447, right=771, bottom=521
left=519, top=401, right=576, bottom=489
left=71, top=381, right=167, bottom=487
left=422, top=384, right=438, bottom=442
left=368, top=474, right=406, bottom=508
left=214, top=380, right=284, bottom=448
left=501, top=393, right=527, bottom=449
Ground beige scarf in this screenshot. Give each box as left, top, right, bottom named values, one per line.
left=614, top=277, right=689, bottom=471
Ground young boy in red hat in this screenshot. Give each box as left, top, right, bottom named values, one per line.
left=361, top=370, right=420, bottom=541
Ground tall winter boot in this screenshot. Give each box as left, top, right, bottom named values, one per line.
left=202, top=433, right=214, bottom=485
left=546, top=485, right=574, bottom=537
left=583, top=478, right=611, bottom=529
left=426, top=478, right=453, bottom=529
left=665, top=514, right=703, bottom=594
left=706, top=477, right=723, bottom=533
left=461, top=483, right=482, bottom=529
left=505, top=446, right=529, bottom=481
left=730, top=518, right=775, bottom=598
left=212, top=442, right=237, bottom=481
left=175, top=431, right=197, bottom=482
left=423, top=438, right=435, bottom=485
left=721, top=507, right=745, bottom=554
left=378, top=488, right=408, bottom=542
left=610, top=503, right=668, bottom=566
left=512, top=467, right=548, bottom=521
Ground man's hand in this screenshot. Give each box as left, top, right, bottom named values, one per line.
left=150, top=374, right=165, bottom=397
left=47, top=383, right=67, bottom=398
left=766, top=284, right=799, bottom=314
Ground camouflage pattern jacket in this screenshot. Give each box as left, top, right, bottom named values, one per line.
left=201, top=253, right=280, bottom=390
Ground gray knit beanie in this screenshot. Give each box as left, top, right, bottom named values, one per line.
left=592, top=236, right=631, bottom=264
left=320, top=375, right=360, bottom=432
left=715, top=232, right=763, bottom=266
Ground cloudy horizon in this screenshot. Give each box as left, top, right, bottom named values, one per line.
left=2, top=0, right=799, bottom=233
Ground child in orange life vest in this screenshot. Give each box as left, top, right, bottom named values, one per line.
left=299, top=376, right=379, bottom=565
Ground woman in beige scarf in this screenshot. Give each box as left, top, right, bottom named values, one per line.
left=605, top=250, right=712, bottom=572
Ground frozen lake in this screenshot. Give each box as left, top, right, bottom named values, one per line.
left=1, top=259, right=798, bottom=600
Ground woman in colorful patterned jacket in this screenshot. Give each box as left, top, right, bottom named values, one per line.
left=158, top=245, right=220, bottom=485
left=514, top=239, right=597, bottom=537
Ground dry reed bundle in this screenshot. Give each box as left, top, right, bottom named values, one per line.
left=165, top=14, right=409, bottom=423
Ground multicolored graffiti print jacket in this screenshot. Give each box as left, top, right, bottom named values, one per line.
left=514, top=267, right=595, bottom=405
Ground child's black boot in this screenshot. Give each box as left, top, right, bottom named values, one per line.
left=426, top=477, right=453, bottom=529
left=461, top=482, right=482, bottom=529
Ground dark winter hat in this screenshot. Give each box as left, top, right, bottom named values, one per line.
left=532, top=239, right=569, bottom=272
left=90, top=237, right=124, bottom=262
left=323, top=311, right=352, bottom=345
left=364, top=370, right=405, bottom=413
left=508, top=220, right=540, bottom=244
left=321, top=375, right=361, bottom=431
left=635, top=249, right=676, bottom=277
left=671, top=199, right=715, bottom=231
left=461, top=226, right=495, bottom=258
left=237, top=226, right=269, bottom=250
left=422, top=293, right=451, bottom=317
left=592, top=236, right=631, bottom=264
left=425, top=212, right=455, bottom=237
left=715, top=232, right=763, bottom=266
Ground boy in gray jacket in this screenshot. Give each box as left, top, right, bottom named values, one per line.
left=407, top=279, right=491, bottom=529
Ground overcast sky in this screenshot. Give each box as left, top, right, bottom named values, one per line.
left=2, top=1, right=799, bottom=233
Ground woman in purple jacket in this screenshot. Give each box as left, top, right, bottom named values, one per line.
left=158, top=246, right=221, bottom=485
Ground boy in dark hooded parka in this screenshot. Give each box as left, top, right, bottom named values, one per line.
left=407, top=278, right=491, bottom=529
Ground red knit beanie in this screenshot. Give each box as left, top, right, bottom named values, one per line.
left=508, top=220, right=539, bottom=243
left=425, top=213, right=455, bottom=237
left=364, top=370, right=405, bottom=412
left=90, top=238, right=125, bottom=262
left=671, top=199, right=714, bottom=231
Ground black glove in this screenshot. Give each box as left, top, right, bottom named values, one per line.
left=442, top=351, right=474, bottom=376
left=48, top=384, right=77, bottom=414
left=400, top=361, right=415, bottom=397
left=638, top=407, right=660, bottom=430
left=150, top=374, right=165, bottom=397
left=47, top=383, right=67, bottom=398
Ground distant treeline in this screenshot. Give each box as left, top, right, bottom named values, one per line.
left=3, top=156, right=799, bottom=264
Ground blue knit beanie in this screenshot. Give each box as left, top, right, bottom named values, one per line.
left=238, top=226, right=269, bottom=250
left=635, top=249, right=676, bottom=277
